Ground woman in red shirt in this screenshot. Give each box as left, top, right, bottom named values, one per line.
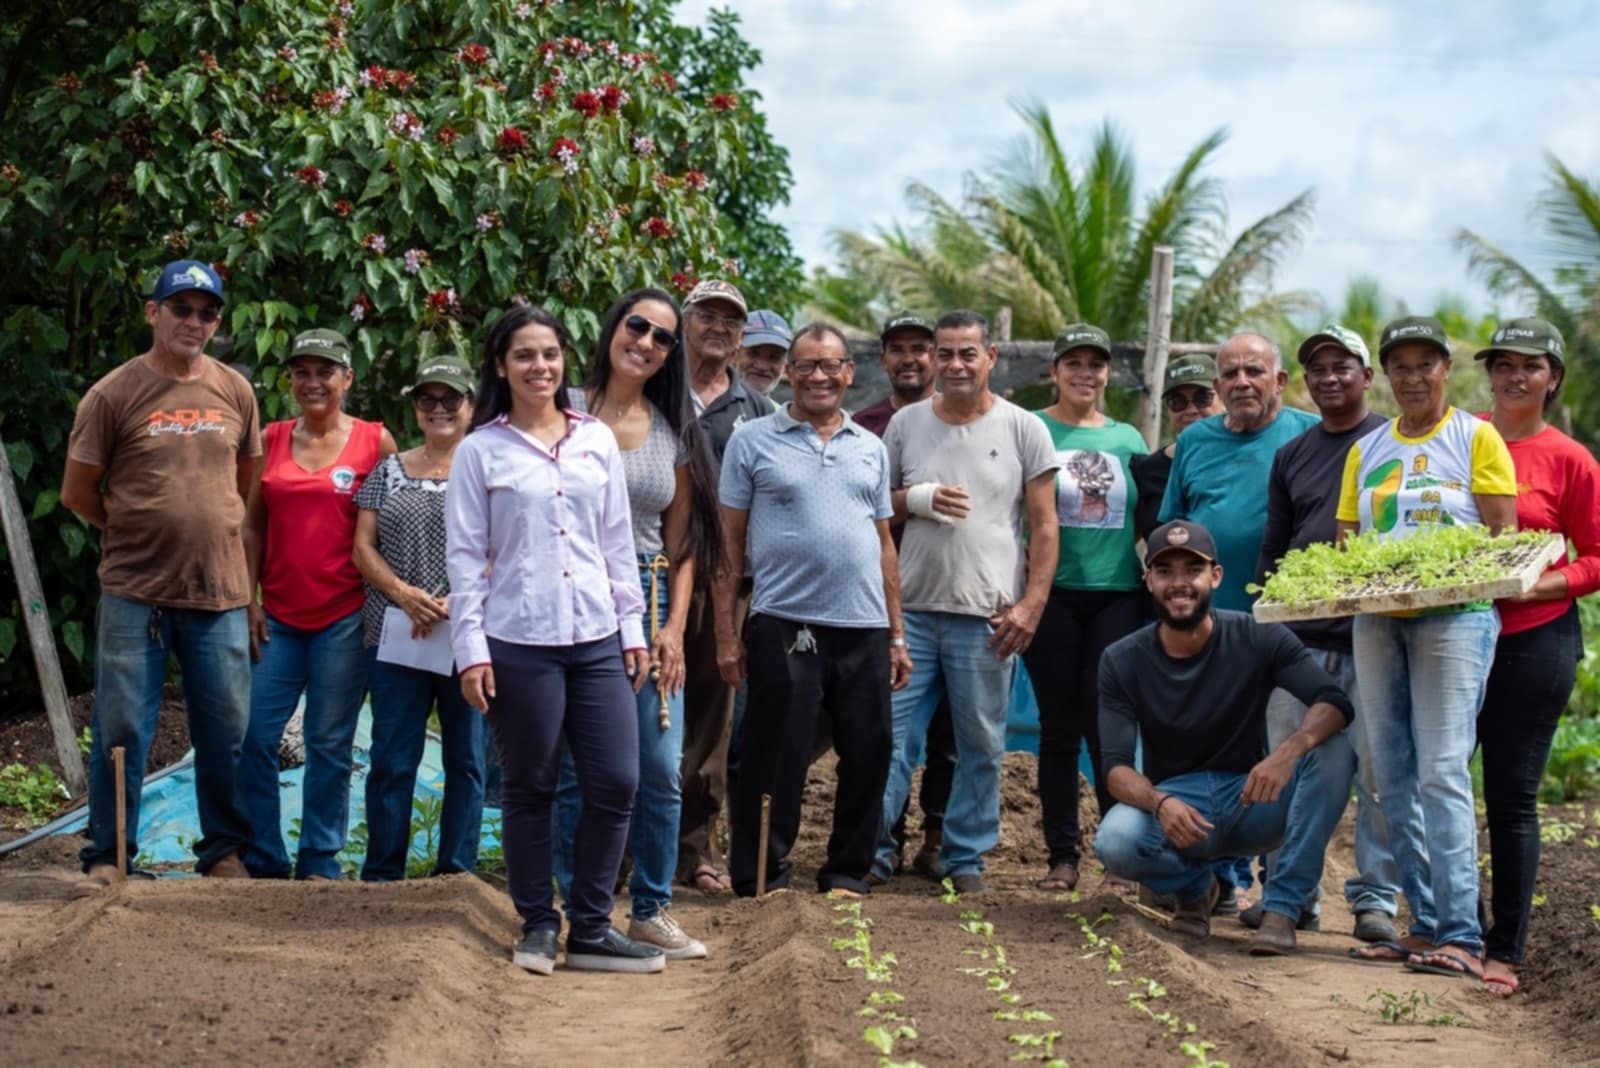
left=1475, top=317, right=1600, bottom=995
left=238, top=329, right=396, bottom=879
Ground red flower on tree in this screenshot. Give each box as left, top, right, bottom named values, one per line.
left=349, top=293, right=375, bottom=323
left=385, top=69, right=416, bottom=91
left=425, top=288, right=461, bottom=314
left=709, top=93, right=739, bottom=112
left=571, top=91, right=600, bottom=118
left=296, top=165, right=328, bottom=189
left=644, top=217, right=674, bottom=240
left=536, top=78, right=560, bottom=102
left=333, top=199, right=354, bottom=217
left=436, top=126, right=460, bottom=146
left=457, top=43, right=493, bottom=67
left=211, top=262, right=231, bottom=283
left=599, top=84, right=628, bottom=112
left=548, top=137, right=581, bottom=174
left=683, top=170, right=708, bottom=190
left=561, top=36, right=593, bottom=58
left=652, top=70, right=678, bottom=92
left=669, top=272, right=693, bottom=293
left=498, top=127, right=530, bottom=157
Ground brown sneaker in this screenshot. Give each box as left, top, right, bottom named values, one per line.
left=203, top=852, right=250, bottom=879
left=72, top=863, right=119, bottom=899
left=1248, top=910, right=1297, bottom=955
left=1168, top=877, right=1219, bottom=939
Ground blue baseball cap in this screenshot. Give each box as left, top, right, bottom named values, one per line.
left=151, top=259, right=225, bottom=304
left=742, top=309, right=792, bottom=349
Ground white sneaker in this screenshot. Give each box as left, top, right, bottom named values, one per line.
left=627, top=909, right=708, bottom=960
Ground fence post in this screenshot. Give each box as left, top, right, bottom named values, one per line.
left=0, top=434, right=88, bottom=796
left=1137, top=246, right=1175, bottom=450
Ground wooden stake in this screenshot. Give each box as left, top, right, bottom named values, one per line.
left=755, top=793, right=772, bottom=899
left=1136, top=245, right=1176, bottom=451
left=111, top=745, right=127, bottom=881
left=0, top=434, right=88, bottom=795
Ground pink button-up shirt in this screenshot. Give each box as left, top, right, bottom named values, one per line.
left=445, top=410, right=645, bottom=670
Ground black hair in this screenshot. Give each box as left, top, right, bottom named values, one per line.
left=471, top=304, right=573, bottom=430
left=1485, top=349, right=1566, bottom=413
left=935, top=309, right=990, bottom=346
left=788, top=321, right=852, bottom=360
left=585, top=288, right=723, bottom=582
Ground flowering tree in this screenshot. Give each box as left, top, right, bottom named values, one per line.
left=0, top=0, right=796, bottom=696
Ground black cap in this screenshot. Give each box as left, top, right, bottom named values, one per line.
left=880, top=312, right=935, bottom=344
left=1145, top=520, right=1218, bottom=567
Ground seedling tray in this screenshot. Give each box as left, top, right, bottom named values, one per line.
left=1252, top=533, right=1566, bottom=623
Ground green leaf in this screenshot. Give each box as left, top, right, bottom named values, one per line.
left=30, top=488, right=60, bottom=518
left=0, top=618, right=16, bottom=660
left=134, top=160, right=153, bottom=198
left=136, top=30, right=156, bottom=55
left=6, top=440, right=35, bottom=482
left=360, top=170, right=393, bottom=203
left=862, top=1026, right=895, bottom=1055
left=60, top=522, right=86, bottom=558
left=426, top=173, right=455, bottom=213
left=181, top=73, right=204, bottom=107
left=61, top=620, right=85, bottom=662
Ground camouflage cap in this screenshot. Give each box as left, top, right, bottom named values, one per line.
left=1378, top=316, right=1450, bottom=361
left=683, top=279, right=747, bottom=314
left=1052, top=323, right=1111, bottom=359
left=1162, top=354, right=1217, bottom=395
left=1475, top=317, right=1566, bottom=362
left=1296, top=323, right=1371, bottom=367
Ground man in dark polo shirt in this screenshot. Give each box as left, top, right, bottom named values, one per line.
left=853, top=312, right=937, bottom=436
left=1247, top=324, right=1399, bottom=944
left=1093, top=520, right=1353, bottom=954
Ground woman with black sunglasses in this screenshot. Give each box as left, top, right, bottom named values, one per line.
left=549, top=289, right=724, bottom=960
left=352, top=353, right=485, bottom=882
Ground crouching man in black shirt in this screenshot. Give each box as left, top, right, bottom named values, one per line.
left=1093, top=521, right=1354, bottom=954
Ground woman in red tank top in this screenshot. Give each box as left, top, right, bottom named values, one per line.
left=237, top=329, right=396, bottom=880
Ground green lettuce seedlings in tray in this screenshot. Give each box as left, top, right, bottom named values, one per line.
left=1250, top=526, right=1566, bottom=623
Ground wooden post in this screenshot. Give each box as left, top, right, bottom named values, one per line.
left=993, top=305, right=1013, bottom=343
left=0, top=433, right=87, bottom=795
left=111, top=745, right=127, bottom=880
left=755, top=793, right=772, bottom=899
left=1136, top=246, right=1176, bottom=450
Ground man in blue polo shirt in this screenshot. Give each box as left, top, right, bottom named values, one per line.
left=715, top=323, right=913, bottom=897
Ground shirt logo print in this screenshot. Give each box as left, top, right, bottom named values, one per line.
left=330, top=465, right=357, bottom=493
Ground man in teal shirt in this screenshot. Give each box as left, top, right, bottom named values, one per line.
left=1157, top=333, right=1318, bottom=612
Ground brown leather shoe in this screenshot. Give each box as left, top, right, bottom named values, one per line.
left=1168, top=877, right=1219, bottom=938
left=1249, top=910, right=1297, bottom=955
left=203, top=852, right=250, bottom=879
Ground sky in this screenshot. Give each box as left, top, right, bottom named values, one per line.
left=677, top=0, right=1600, bottom=321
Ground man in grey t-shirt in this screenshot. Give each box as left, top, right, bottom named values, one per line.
left=871, top=310, right=1060, bottom=892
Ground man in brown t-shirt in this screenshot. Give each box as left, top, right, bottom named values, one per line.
left=61, top=259, right=261, bottom=890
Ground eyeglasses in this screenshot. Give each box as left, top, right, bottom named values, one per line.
left=623, top=314, right=677, bottom=350
left=413, top=392, right=466, bottom=412
left=790, top=358, right=852, bottom=376
left=161, top=300, right=221, bottom=324
left=1164, top=389, right=1214, bottom=412
left=690, top=307, right=746, bottom=330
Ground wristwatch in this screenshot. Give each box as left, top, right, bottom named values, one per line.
left=888, top=636, right=907, bottom=648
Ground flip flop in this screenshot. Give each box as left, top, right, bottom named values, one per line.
left=1482, top=973, right=1520, bottom=998
left=1404, top=946, right=1484, bottom=980
left=688, top=865, right=731, bottom=895
left=1036, top=862, right=1079, bottom=892
left=1348, top=939, right=1422, bottom=964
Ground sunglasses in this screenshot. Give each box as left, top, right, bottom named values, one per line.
left=1164, top=389, right=1214, bottom=412
left=624, top=314, right=677, bottom=350
left=161, top=301, right=221, bottom=324
left=413, top=392, right=466, bottom=412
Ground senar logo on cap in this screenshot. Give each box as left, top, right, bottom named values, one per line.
left=1052, top=323, right=1111, bottom=358
left=1167, top=525, right=1190, bottom=545
left=1479, top=317, right=1566, bottom=360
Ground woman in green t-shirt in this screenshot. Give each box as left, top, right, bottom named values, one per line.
left=1022, top=325, right=1148, bottom=891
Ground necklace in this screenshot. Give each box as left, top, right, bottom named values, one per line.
left=410, top=446, right=453, bottom=479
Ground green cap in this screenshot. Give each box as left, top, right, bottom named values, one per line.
left=1162, top=354, right=1217, bottom=395
left=1297, top=323, right=1371, bottom=367
left=1475, top=317, right=1566, bottom=361
left=289, top=328, right=353, bottom=368
left=1377, top=316, right=1450, bottom=361
left=880, top=312, right=935, bottom=344
left=1052, top=323, right=1111, bottom=359
left=411, top=354, right=477, bottom=394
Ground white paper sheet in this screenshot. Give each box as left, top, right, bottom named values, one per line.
left=375, top=605, right=455, bottom=677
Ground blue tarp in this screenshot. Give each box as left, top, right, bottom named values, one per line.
left=47, top=669, right=1080, bottom=871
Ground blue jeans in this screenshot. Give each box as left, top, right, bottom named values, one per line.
left=81, top=593, right=252, bottom=873
left=874, top=611, right=1015, bottom=879
left=238, top=609, right=369, bottom=879
left=556, top=560, right=684, bottom=920
left=1261, top=649, right=1400, bottom=918
left=361, top=650, right=486, bottom=882
left=1094, top=762, right=1319, bottom=916
left=1353, top=609, right=1498, bottom=954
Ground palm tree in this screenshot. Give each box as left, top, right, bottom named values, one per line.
left=1455, top=156, right=1600, bottom=438
left=804, top=103, right=1318, bottom=348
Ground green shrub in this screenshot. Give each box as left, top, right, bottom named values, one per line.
left=0, top=762, right=70, bottom=824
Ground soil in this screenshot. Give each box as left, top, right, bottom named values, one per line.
left=2, top=751, right=1598, bottom=1066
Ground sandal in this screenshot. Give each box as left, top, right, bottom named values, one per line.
left=1404, top=945, right=1485, bottom=980
left=1348, top=937, right=1434, bottom=964
left=688, top=864, right=731, bottom=895
left=1036, top=862, right=1079, bottom=892
left=1482, top=961, right=1520, bottom=998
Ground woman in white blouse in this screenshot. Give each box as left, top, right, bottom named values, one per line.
left=445, top=304, right=657, bottom=977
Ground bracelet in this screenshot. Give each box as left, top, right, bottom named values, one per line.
left=1154, top=794, right=1175, bottom=819
left=888, top=637, right=907, bottom=648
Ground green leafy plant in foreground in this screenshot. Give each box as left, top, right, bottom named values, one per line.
left=1251, top=526, right=1555, bottom=607
left=0, top=762, right=69, bottom=824
left=1542, top=718, right=1600, bottom=802
left=1366, top=988, right=1461, bottom=1027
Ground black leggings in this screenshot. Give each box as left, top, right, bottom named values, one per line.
left=1475, top=603, right=1582, bottom=965
left=1020, top=586, right=1143, bottom=866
